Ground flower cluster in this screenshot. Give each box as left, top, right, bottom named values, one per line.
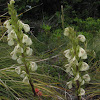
left=4, top=0, right=37, bottom=83
left=64, top=27, right=90, bottom=96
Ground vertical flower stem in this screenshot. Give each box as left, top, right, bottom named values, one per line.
left=76, top=80, right=81, bottom=100
left=76, top=66, right=81, bottom=100
left=22, top=53, right=36, bottom=96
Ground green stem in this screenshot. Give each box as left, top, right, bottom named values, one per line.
left=76, top=80, right=81, bottom=100
left=76, top=65, right=81, bottom=100
left=22, top=53, right=36, bottom=96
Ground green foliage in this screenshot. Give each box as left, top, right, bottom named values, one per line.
left=42, top=23, right=51, bottom=32
left=0, top=0, right=100, bottom=99
left=71, top=17, right=100, bottom=33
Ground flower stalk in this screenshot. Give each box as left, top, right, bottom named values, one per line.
left=64, top=27, right=90, bottom=99
left=4, top=0, right=37, bottom=96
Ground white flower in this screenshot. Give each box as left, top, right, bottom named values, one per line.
left=22, top=76, right=29, bottom=84
left=80, top=62, right=89, bottom=71
left=79, top=88, right=85, bottom=96
left=26, top=38, right=32, bottom=45
left=7, top=26, right=12, bottom=33
left=4, top=20, right=9, bottom=26
left=77, top=35, right=86, bottom=42
left=83, top=74, right=90, bottom=82
left=22, top=34, right=32, bottom=45
left=66, top=81, right=72, bottom=89
left=10, top=0, right=15, bottom=4
left=22, top=34, right=28, bottom=43
left=64, top=27, right=74, bottom=36
left=74, top=73, right=80, bottom=81
left=65, top=64, right=71, bottom=73
left=78, top=47, right=87, bottom=59
left=4, top=20, right=10, bottom=28
left=17, top=57, right=23, bottom=64
left=64, top=49, right=71, bottom=59
left=26, top=47, right=33, bottom=56
left=8, top=38, right=14, bottom=46
left=68, top=56, right=78, bottom=65
left=23, top=24, right=30, bottom=32
left=81, top=80, right=85, bottom=85
left=18, top=20, right=24, bottom=28
left=8, top=30, right=17, bottom=39
left=65, top=64, right=73, bottom=75
left=79, top=77, right=85, bottom=85
left=20, top=71, right=26, bottom=78
left=30, top=62, right=37, bottom=71
left=14, top=44, right=23, bottom=53
left=10, top=51, right=17, bottom=60
left=15, top=66, right=21, bottom=74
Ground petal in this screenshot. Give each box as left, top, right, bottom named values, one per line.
left=23, top=24, right=30, bottom=32
left=26, top=47, right=33, bottom=56
left=17, top=57, right=23, bottom=64
left=80, top=62, right=89, bottom=71
left=79, top=88, right=85, bottom=96
left=74, top=73, right=80, bottom=81
left=15, top=66, right=21, bottom=74
left=83, top=74, right=90, bottom=82
left=23, top=76, right=29, bottom=84
left=30, top=62, right=37, bottom=71
left=77, top=35, right=86, bottom=42
left=66, top=81, right=72, bottom=89
left=20, top=71, right=26, bottom=78
left=8, top=39, right=14, bottom=46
